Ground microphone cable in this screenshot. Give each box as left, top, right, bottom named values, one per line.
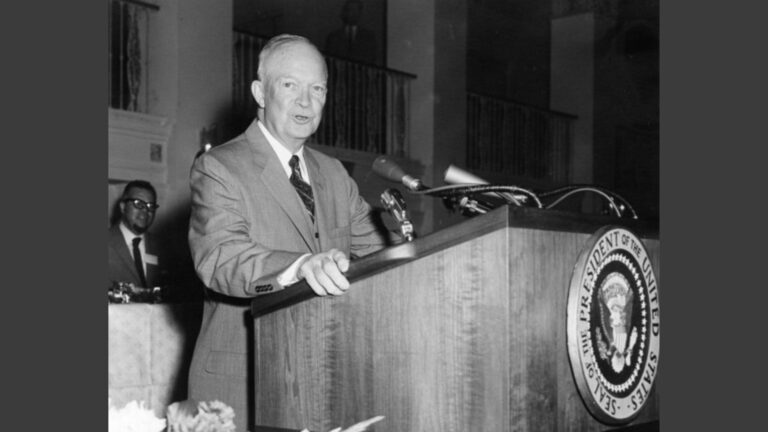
left=539, top=185, right=638, bottom=219
left=407, top=184, right=543, bottom=208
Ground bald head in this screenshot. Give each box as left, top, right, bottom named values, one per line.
left=257, top=34, right=327, bottom=83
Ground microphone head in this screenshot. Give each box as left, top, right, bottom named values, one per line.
left=372, top=156, right=407, bottom=183
left=444, top=164, right=489, bottom=185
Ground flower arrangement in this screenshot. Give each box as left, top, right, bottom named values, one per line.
left=109, top=398, right=381, bottom=432
left=108, top=398, right=235, bottom=432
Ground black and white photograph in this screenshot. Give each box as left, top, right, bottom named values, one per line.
left=107, top=1, right=661, bottom=431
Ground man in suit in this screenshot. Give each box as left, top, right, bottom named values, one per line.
left=187, top=34, right=389, bottom=431
left=324, top=0, right=380, bottom=65
left=108, top=180, right=164, bottom=289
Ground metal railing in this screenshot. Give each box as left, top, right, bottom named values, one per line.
left=108, top=0, right=158, bottom=113
left=233, top=31, right=415, bottom=156
left=467, top=92, right=574, bottom=184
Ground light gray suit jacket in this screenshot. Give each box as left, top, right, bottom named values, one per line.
left=187, top=119, right=387, bottom=428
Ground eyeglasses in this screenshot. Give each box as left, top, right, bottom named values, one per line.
left=123, top=198, right=159, bottom=212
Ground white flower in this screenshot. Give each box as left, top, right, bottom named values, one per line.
left=108, top=399, right=166, bottom=432
left=166, top=399, right=236, bottom=432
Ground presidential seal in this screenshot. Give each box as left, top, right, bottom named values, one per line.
left=566, top=226, right=660, bottom=424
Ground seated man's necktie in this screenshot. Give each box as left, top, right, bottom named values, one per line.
left=289, top=155, right=315, bottom=221
left=132, top=237, right=148, bottom=287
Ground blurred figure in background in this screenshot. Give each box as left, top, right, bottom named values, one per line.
left=325, top=0, right=379, bottom=65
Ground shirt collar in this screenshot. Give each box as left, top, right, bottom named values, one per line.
left=119, top=222, right=144, bottom=247
left=257, top=120, right=310, bottom=182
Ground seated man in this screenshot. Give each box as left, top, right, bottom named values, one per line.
left=108, top=180, right=164, bottom=289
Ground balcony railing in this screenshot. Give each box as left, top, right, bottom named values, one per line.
left=233, top=31, right=415, bottom=157
left=108, top=0, right=158, bottom=113
left=467, top=92, right=574, bottom=184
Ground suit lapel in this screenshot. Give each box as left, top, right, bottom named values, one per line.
left=246, top=122, right=318, bottom=253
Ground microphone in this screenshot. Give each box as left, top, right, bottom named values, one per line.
left=444, top=164, right=489, bottom=185
left=372, top=156, right=428, bottom=191
left=444, top=164, right=522, bottom=204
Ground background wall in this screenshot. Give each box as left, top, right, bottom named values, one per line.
left=467, top=0, right=551, bottom=108
left=234, top=0, right=387, bottom=66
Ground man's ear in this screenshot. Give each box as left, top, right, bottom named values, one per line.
left=118, top=200, right=126, bottom=215
left=251, top=80, right=265, bottom=107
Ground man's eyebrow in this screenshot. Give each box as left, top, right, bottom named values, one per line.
left=275, top=74, right=299, bottom=83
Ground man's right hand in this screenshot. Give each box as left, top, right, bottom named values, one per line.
left=297, top=248, right=351, bottom=296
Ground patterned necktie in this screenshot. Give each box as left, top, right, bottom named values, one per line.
left=132, top=237, right=148, bottom=287
left=289, top=155, right=315, bottom=220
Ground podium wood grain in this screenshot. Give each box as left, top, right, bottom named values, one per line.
left=252, top=208, right=660, bottom=431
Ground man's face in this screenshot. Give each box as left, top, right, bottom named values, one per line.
left=119, top=187, right=157, bottom=235
left=253, top=42, right=328, bottom=153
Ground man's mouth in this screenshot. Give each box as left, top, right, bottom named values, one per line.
left=293, top=114, right=312, bottom=123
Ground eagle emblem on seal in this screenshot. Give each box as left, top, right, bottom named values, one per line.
left=595, top=272, right=638, bottom=373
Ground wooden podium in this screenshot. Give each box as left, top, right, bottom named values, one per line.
left=250, top=206, right=660, bottom=431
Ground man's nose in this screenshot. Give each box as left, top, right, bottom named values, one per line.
left=296, top=87, right=311, bottom=107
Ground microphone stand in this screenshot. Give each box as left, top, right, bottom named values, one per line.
left=380, top=188, right=416, bottom=242
left=440, top=194, right=492, bottom=216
